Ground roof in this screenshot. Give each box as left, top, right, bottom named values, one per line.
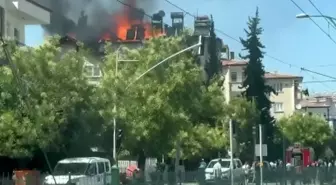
left=299, top=100, right=330, bottom=108
left=26, top=0, right=52, bottom=12
left=222, top=60, right=302, bottom=79
left=222, top=60, right=248, bottom=66
left=264, top=72, right=302, bottom=79
left=58, top=157, right=109, bottom=164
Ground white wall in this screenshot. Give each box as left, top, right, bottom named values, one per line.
left=0, top=1, right=25, bottom=44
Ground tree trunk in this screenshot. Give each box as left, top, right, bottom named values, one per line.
left=137, top=149, right=146, bottom=171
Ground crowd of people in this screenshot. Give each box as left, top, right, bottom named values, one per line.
left=244, top=159, right=336, bottom=185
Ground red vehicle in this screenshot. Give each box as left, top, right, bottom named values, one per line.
left=286, top=143, right=314, bottom=170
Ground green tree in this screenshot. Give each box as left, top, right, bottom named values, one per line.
left=0, top=38, right=98, bottom=158
left=205, top=15, right=220, bottom=82
left=239, top=8, right=276, bottom=158
left=278, top=113, right=332, bottom=149
left=227, top=97, right=259, bottom=161
left=99, top=33, right=228, bottom=163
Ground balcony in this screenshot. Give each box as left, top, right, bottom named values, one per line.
left=230, top=82, right=245, bottom=92
left=6, top=0, right=51, bottom=24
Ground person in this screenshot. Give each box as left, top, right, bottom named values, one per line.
left=213, top=159, right=222, bottom=179
left=199, top=159, right=207, bottom=168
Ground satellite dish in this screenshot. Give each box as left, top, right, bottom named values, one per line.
left=295, top=104, right=302, bottom=110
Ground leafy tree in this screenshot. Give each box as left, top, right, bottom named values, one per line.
left=239, top=8, right=276, bottom=158
left=0, top=38, right=98, bottom=158
left=227, top=97, right=259, bottom=160
left=205, top=15, right=220, bottom=82
left=278, top=113, right=332, bottom=149
left=99, top=33, right=228, bottom=163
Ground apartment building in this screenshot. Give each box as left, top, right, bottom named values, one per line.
left=298, top=94, right=336, bottom=129
left=0, top=0, right=50, bottom=44
left=222, top=59, right=303, bottom=119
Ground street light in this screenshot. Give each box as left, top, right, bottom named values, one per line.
left=113, top=47, right=139, bottom=162
left=296, top=13, right=336, bottom=28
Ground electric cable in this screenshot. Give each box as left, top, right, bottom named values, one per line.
left=307, top=0, right=336, bottom=31
left=289, top=0, right=336, bottom=45
left=163, top=0, right=336, bottom=87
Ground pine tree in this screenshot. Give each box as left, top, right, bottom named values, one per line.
left=206, top=15, right=220, bottom=81
left=239, top=8, right=277, bottom=158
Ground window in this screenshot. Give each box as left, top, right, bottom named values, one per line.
left=98, top=162, right=104, bottom=174
left=86, top=163, right=97, bottom=175
left=14, top=28, right=19, bottom=41
left=273, top=83, right=283, bottom=93
left=273, top=103, right=283, bottom=112
left=6, top=22, right=10, bottom=37
left=84, top=65, right=93, bottom=76
left=84, top=64, right=101, bottom=77
left=93, top=65, right=101, bottom=77
left=105, top=162, right=110, bottom=172
left=235, top=160, right=242, bottom=168
left=231, top=72, right=237, bottom=82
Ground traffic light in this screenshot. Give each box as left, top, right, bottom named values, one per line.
left=232, top=120, right=238, bottom=134
left=117, top=129, right=123, bottom=139
left=116, top=129, right=124, bottom=150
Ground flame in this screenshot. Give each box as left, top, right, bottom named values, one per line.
left=101, top=0, right=165, bottom=42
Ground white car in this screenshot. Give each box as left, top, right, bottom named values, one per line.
left=204, top=158, right=244, bottom=184
left=43, top=157, right=112, bottom=185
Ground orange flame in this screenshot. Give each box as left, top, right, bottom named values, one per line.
left=101, top=0, right=165, bottom=42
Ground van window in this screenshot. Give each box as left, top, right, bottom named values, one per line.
left=86, top=163, right=97, bottom=175
left=235, top=160, right=242, bottom=168
left=98, top=162, right=105, bottom=174
left=105, top=162, right=110, bottom=172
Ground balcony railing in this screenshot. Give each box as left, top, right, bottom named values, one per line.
left=230, top=82, right=244, bottom=92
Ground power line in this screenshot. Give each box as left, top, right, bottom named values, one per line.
left=116, top=0, right=153, bottom=19
left=163, top=0, right=336, bottom=89
left=303, top=80, right=336, bottom=84
left=307, top=0, right=336, bottom=31
left=289, top=0, right=336, bottom=45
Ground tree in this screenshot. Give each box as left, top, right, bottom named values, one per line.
left=239, top=8, right=276, bottom=158
left=0, top=38, right=99, bottom=158
left=98, top=33, right=229, bottom=164
left=205, top=15, right=221, bottom=82
left=227, top=97, right=259, bottom=160
left=278, top=113, right=332, bottom=150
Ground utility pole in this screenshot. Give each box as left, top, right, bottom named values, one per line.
left=229, top=119, right=234, bottom=185
left=259, top=124, right=263, bottom=185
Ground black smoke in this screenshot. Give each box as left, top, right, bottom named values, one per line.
left=43, top=0, right=158, bottom=42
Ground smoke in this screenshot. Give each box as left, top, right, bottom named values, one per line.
left=43, top=0, right=158, bottom=41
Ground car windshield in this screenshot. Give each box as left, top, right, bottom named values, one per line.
left=53, top=163, right=89, bottom=175
left=207, top=160, right=231, bottom=168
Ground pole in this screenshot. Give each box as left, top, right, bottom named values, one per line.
left=229, top=119, right=234, bottom=185
left=253, top=126, right=256, bottom=161
left=259, top=124, right=263, bottom=185
left=282, top=134, right=286, bottom=185
left=175, top=139, right=181, bottom=185
left=113, top=49, right=119, bottom=162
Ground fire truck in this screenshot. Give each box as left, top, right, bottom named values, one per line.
left=285, top=143, right=314, bottom=168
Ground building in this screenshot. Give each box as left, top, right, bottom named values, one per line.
left=0, top=0, right=50, bottom=44
left=298, top=94, right=336, bottom=129
left=222, top=59, right=303, bottom=119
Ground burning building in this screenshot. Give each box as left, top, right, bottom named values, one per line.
left=45, top=0, right=186, bottom=52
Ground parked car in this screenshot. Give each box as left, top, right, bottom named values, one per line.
left=204, top=158, right=244, bottom=185
left=43, top=157, right=112, bottom=185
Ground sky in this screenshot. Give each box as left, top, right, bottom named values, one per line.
left=25, top=0, right=336, bottom=94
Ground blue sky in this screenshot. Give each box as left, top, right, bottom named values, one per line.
left=25, top=0, right=336, bottom=94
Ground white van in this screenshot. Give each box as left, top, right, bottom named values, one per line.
left=43, top=157, right=112, bottom=185
left=204, top=158, right=244, bottom=184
